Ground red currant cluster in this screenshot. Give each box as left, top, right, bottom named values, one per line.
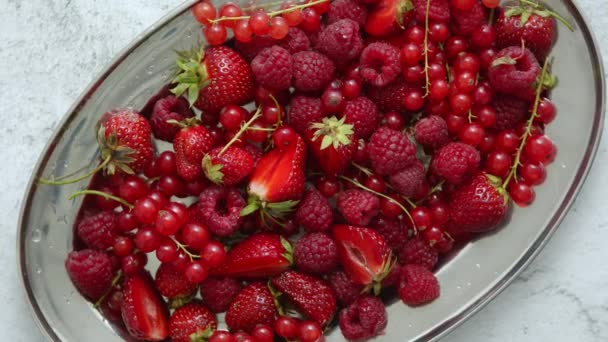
left=192, top=0, right=329, bottom=45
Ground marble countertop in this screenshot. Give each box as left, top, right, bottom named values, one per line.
left=0, top=0, right=606, bottom=341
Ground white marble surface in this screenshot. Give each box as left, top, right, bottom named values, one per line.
left=0, top=0, right=606, bottom=341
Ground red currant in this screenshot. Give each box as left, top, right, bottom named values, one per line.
left=383, top=112, right=405, bottom=130
left=182, top=223, right=211, bottom=250
left=158, top=175, right=186, bottom=198
left=270, top=16, right=289, bottom=39
left=316, top=176, right=340, bottom=197
left=400, top=43, right=422, bottom=66
left=246, top=120, right=270, bottom=143
left=459, top=123, right=485, bottom=146
left=341, top=78, right=362, bottom=99
left=121, top=253, right=147, bottom=275
left=220, top=105, right=245, bottom=132
left=403, top=89, right=425, bottom=111
left=482, top=0, right=500, bottom=8
left=156, top=239, right=178, bottom=263
left=251, top=325, right=274, bottom=342
left=471, top=24, right=496, bottom=49
left=472, top=84, right=494, bottom=106
left=429, top=79, right=449, bottom=100
left=520, top=161, right=547, bottom=186
left=297, top=321, right=322, bottom=342
left=249, top=10, right=270, bottom=35
left=321, top=88, right=346, bottom=113
left=486, top=151, right=512, bottom=178
left=204, top=24, right=227, bottom=46
left=281, top=2, right=303, bottom=26
left=364, top=175, right=386, bottom=193
left=525, top=135, right=557, bottom=164
left=405, top=26, right=425, bottom=44
left=453, top=53, right=480, bottom=74
left=445, top=37, right=468, bottom=60
left=209, top=331, right=236, bottom=342
left=509, top=182, right=536, bottom=207
left=192, top=1, right=216, bottom=26
left=201, top=240, right=226, bottom=267
left=273, top=126, right=298, bottom=149
left=113, top=236, right=133, bottom=257
left=446, top=114, right=466, bottom=135
left=535, top=98, right=557, bottom=124
left=299, top=8, right=321, bottom=32
left=185, top=261, right=209, bottom=283
left=423, top=225, right=444, bottom=246
left=117, top=211, right=138, bottom=232
left=218, top=3, right=242, bottom=27
left=478, top=134, right=496, bottom=153
left=262, top=102, right=283, bottom=125
left=475, top=106, right=497, bottom=128
left=454, top=72, right=477, bottom=93
left=274, top=316, right=298, bottom=339
left=157, top=151, right=177, bottom=176
left=134, top=197, right=160, bottom=224
left=428, top=22, right=450, bottom=42
left=450, top=93, right=472, bottom=114
left=234, top=19, right=253, bottom=43
left=155, top=209, right=182, bottom=236
left=411, top=207, right=432, bottom=230
left=495, top=130, right=519, bottom=153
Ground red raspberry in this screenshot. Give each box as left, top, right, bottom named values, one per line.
left=306, top=23, right=325, bottom=47
left=398, top=264, right=440, bottom=306
left=415, top=115, right=450, bottom=150
left=367, top=78, right=412, bottom=112
left=398, top=238, right=439, bottom=270
left=287, top=95, right=324, bottom=134
left=371, top=217, right=409, bottom=252
left=389, top=161, right=426, bottom=198
left=328, top=270, right=364, bottom=306
left=338, top=296, right=387, bottom=341
left=199, top=277, right=242, bottom=313
left=65, top=250, right=113, bottom=300
left=251, top=46, right=293, bottom=91
left=150, top=95, right=194, bottom=142
left=493, top=94, right=529, bottom=130
left=196, top=186, right=246, bottom=237
left=413, top=0, right=450, bottom=23
left=359, top=42, right=401, bottom=87
left=316, top=19, right=364, bottom=65
left=234, top=35, right=275, bottom=61
left=368, top=127, right=417, bottom=175
left=295, top=188, right=334, bottom=233
left=342, top=96, right=379, bottom=139
left=337, top=189, right=380, bottom=226
left=292, top=51, right=336, bottom=92
left=327, top=0, right=368, bottom=25
left=488, top=46, right=541, bottom=101
left=431, top=142, right=480, bottom=185
left=155, top=263, right=197, bottom=304
left=76, top=211, right=119, bottom=251
left=294, top=233, right=339, bottom=274
left=450, top=0, right=487, bottom=36
left=278, top=27, right=310, bottom=54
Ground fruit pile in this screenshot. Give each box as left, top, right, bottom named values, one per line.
left=42, top=0, right=571, bottom=340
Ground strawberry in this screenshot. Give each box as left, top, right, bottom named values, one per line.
left=495, top=3, right=569, bottom=62
left=171, top=46, right=255, bottom=114
left=169, top=301, right=217, bottom=342
left=225, top=282, right=277, bottom=333
left=447, top=173, right=510, bottom=235
left=155, top=263, right=198, bottom=308
left=202, top=146, right=254, bottom=186
left=97, top=109, right=154, bottom=174
left=305, top=116, right=356, bottom=177
left=365, top=0, right=415, bottom=37
left=211, top=233, right=293, bottom=278
left=271, top=271, right=337, bottom=327
left=121, top=273, right=170, bottom=341
left=332, top=225, right=393, bottom=291
left=173, top=121, right=214, bottom=182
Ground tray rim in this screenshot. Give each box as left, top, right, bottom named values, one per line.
left=16, top=0, right=605, bottom=341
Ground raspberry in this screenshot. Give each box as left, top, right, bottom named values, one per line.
left=368, top=127, right=417, bottom=175
left=150, top=95, right=194, bottom=142
left=367, top=78, right=411, bottom=112
left=251, top=46, right=293, bottom=91
left=337, top=189, right=380, bottom=226
left=450, top=0, right=487, bottom=36
left=155, top=263, right=197, bottom=304
left=342, top=96, right=379, bottom=139
left=306, top=23, right=325, bottom=47
left=488, top=46, right=541, bottom=101
left=398, top=238, right=439, bottom=270
left=76, top=211, right=119, bottom=251
left=398, top=264, right=440, bottom=306
left=413, top=0, right=450, bottom=23
left=295, top=188, right=334, bottom=233
left=328, top=270, right=364, bottom=306
left=199, top=277, right=242, bottom=313
left=371, top=217, right=409, bottom=252
left=359, top=42, right=402, bottom=87
left=234, top=35, right=275, bottom=61
left=294, top=233, right=339, bottom=274
left=316, top=19, right=364, bottom=65
left=196, top=186, right=246, bottom=237
left=431, top=142, right=480, bottom=185
left=389, top=161, right=426, bottom=197
left=493, top=94, right=529, bottom=130
left=277, top=27, right=310, bottom=54
left=338, top=296, right=387, bottom=341
left=292, top=51, right=336, bottom=92
left=287, top=95, right=324, bottom=134
left=415, top=115, right=450, bottom=150
left=327, top=0, right=368, bottom=25
left=65, top=249, right=113, bottom=300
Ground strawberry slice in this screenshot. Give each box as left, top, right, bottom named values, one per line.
left=121, top=273, right=170, bottom=341
left=212, top=233, right=293, bottom=278
left=332, top=225, right=393, bottom=289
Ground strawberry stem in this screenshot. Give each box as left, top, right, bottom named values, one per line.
left=38, top=155, right=112, bottom=186
left=68, top=189, right=134, bottom=210
left=219, top=107, right=263, bottom=156
left=501, top=56, right=552, bottom=189
left=210, top=0, right=328, bottom=23
left=170, top=236, right=201, bottom=261
left=340, top=176, right=415, bottom=228
left=94, top=271, right=123, bottom=308
left=422, top=0, right=431, bottom=97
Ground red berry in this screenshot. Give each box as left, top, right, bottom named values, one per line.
left=249, top=10, right=270, bottom=35
left=446, top=114, right=466, bottom=135
left=134, top=226, right=162, bottom=253
left=454, top=72, right=477, bottom=93
left=192, top=1, right=216, bottom=25
left=156, top=239, right=178, bottom=263
left=430, top=203, right=449, bottom=226
left=297, top=321, right=322, bottom=342
left=451, top=0, right=476, bottom=10
left=404, top=89, right=425, bottom=111
left=509, top=182, right=536, bottom=207
left=453, top=53, right=480, bottom=74
left=121, top=253, right=147, bottom=275
left=113, top=236, right=133, bottom=257
left=445, top=37, right=468, bottom=60
left=201, top=240, right=226, bottom=267
left=220, top=105, right=245, bottom=132
left=364, top=175, right=386, bottom=193
left=185, top=260, right=209, bottom=283
left=251, top=325, right=274, bottom=342
left=486, top=151, right=512, bottom=178
left=472, top=84, right=494, bottom=106
left=182, top=223, right=211, bottom=250
left=495, top=130, right=519, bottom=153
left=520, top=161, right=547, bottom=186
left=209, top=331, right=235, bottom=342
left=315, top=177, right=340, bottom=198
left=411, top=207, right=432, bottom=231
left=342, top=79, right=362, bottom=99
left=405, top=26, right=425, bottom=44
left=282, top=2, right=303, bottom=26
left=482, top=0, right=500, bottom=8
left=428, top=63, right=447, bottom=81
left=476, top=106, right=497, bottom=128
left=234, top=19, right=253, bottom=43
left=478, top=134, right=496, bottom=153
left=272, top=126, right=298, bottom=149
left=157, top=151, right=177, bottom=176
left=383, top=112, right=405, bottom=130
left=205, top=24, right=227, bottom=46
left=321, top=88, right=346, bottom=113
left=471, top=24, right=496, bottom=49
left=274, top=316, right=298, bottom=339
left=400, top=43, right=422, bottom=66
left=429, top=80, right=449, bottom=100
left=458, top=123, right=485, bottom=146
left=299, top=8, right=321, bottom=32
left=536, top=98, right=557, bottom=124
left=525, top=135, right=557, bottom=164
left=450, top=93, right=472, bottom=114
left=155, top=209, right=182, bottom=236
left=428, top=22, right=449, bottom=42
left=380, top=196, right=403, bottom=219
left=218, top=3, right=242, bottom=28
left=246, top=121, right=270, bottom=143
left=270, top=16, right=290, bottom=39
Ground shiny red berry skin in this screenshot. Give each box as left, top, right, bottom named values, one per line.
left=185, top=260, right=209, bottom=283
left=299, top=8, right=320, bottom=32
left=274, top=316, right=298, bottom=339
left=181, top=223, right=211, bottom=250
left=218, top=3, right=242, bottom=28
left=535, top=98, right=557, bottom=124
left=251, top=325, right=274, bottom=342
left=509, top=182, right=536, bottom=207
left=249, top=10, right=270, bottom=35
left=520, top=162, right=547, bottom=186
left=411, top=207, right=432, bottom=231
left=201, top=240, right=226, bottom=267
left=192, top=2, right=217, bottom=26
left=495, top=130, right=519, bottom=153
left=525, top=135, right=557, bottom=164
left=234, top=19, right=253, bottom=43
left=486, top=151, right=512, bottom=178
left=297, top=321, right=322, bottom=342
left=205, top=24, right=227, bottom=46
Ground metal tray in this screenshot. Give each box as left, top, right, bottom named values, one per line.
left=17, top=0, right=605, bottom=341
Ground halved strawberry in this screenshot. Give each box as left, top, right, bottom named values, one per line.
left=211, top=233, right=293, bottom=278
left=121, top=273, right=170, bottom=341
left=305, top=116, right=356, bottom=177
left=365, top=0, right=414, bottom=37
left=271, top=271, right=337, bottom=327
left=332, top=225, right=393, bottom=290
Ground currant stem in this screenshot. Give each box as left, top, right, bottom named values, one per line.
left=170, top=236, right=201, bottom=261
left=340, top=176, right=415, bottom=228
left=269, top=94, right=283, bottom=128
left=94, top=271, right=123, bottom=308
left=210, top=0, right=328, bottom=23
left=403, top=196, right=417, bottom=209
left=502, top=56, right=552, bottom=189
left=68, top=190, right=134, bottom=210
left=351, top=162, right=373, bottom=176
left=219, top=107, right=263, bottom=156
left=38, top=156, right=111, bottom=186
left=422, top=0, right=431, bottom=97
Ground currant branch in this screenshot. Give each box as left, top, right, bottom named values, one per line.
left=422, top=0, right=432, bottom=97
left=68, top=190, right=134, bottom=210
left=170, top=236, right=201, bottom=261
left=210, top=0, right=328, bottom=23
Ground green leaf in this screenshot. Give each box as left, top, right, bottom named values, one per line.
left=202, top=155, right=225, bottom=185
left=505, top=7, right=524, bottom=18
left=240, top=202, right=260, bottom=217
left=520, top=10, right=532, bottom=26
left=170, top=83, right=189, bottom=97
left=320, top=135, right=333, bottom=150
left=187, top=84, right=199, bottom=106
left=491, top=56, right=518, bottom=68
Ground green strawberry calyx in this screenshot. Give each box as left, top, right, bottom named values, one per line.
left=240, top=194, right=300, bottom=229
left=310, top=116, right=355, bottom=150
left=506, top=0, right=573, bottom=31
left=171, top=47, right=210, bottom=107
left=396, top=0, right=414, bottom=29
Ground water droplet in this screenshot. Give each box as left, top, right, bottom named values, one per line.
left=31, top=229, right=42, bottom=243
left=146, top=65, right=156, bottom=75
left=57, top=214, right=68, bottom=224
left=456, top=285, right=462, bottom=290
left=48, top=203, right=57, bottom=214
left=561, top=163, right=567, bottom=169
left=36, top=267, right=42, bottom=274
left=475, top=263, right=481, bottom=269
left=466, top=282, right=472, bottom=287
left=48, top=244, right=54, bottom=250
left=186, top=29, right=193, bottom=38
left=407, top=324, right=413, bottom=328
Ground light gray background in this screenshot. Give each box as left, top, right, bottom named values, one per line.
left=0, top=0, right=606, bottom=341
